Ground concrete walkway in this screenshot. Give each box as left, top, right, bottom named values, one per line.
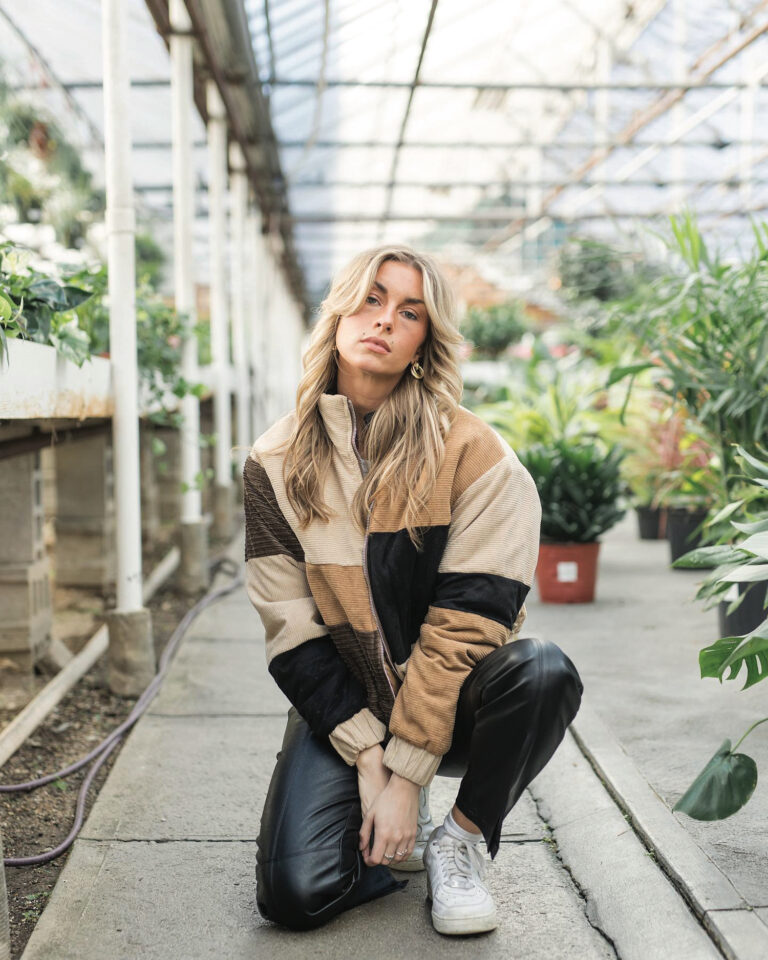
left=19, top=520, right=764, bottom=959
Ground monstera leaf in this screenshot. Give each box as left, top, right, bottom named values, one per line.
left=699, top=620, right=768, bottom=689
left=674, top=739, right=757, bottom=820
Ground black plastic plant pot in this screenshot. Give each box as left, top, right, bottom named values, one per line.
left=718, top=581, right=768, bottom=638
left=667, top=507, right=709, bottom=565
left=636, top=505, right=665, bottom=540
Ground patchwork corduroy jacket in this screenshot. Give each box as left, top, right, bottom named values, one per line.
left=243, top=390, right=542, bottom=787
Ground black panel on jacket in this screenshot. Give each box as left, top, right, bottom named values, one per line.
left=268, top=635, right=368, bottom=737
left=366, top=525, right=450, bottom=664
left=432, top=572, right=529, bottom=629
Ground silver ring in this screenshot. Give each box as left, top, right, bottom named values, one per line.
left=383, top=853, right=394, bottom=861
left=396, top=849, right=408, bottom=856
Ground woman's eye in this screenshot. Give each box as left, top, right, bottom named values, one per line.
left=403, top=310, right=418, bottom=321
left=366, top=295, right=379, bottom=305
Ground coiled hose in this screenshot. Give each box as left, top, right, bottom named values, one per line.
left=2, top=555, right=244, bottom=867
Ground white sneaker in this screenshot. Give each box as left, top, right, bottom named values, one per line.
left=390, top=785, right=435, bottom=872
left=423, top=824, right=497, bottom=935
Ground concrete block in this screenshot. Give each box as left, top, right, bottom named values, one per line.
left=139, top=426, right=161, bottom=542
left=55, top=433, right=114, bottom=519
left=212, top=483, right=235, bottom=541
left=0, top=556, right=52, bottom=659
left=106, top=607, right=156, bottom=698
left=178, top=519, right=210, bottom=595
left=54, top=433, right=116, bottom=590
left=0, top=451, right=44, bottom=564
left=153, top=426, right=182, bottom=525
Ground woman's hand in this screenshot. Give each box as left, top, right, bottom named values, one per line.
left=359, top=772, right=420, bottom=868
left=356, top=744, right=390, bottom=818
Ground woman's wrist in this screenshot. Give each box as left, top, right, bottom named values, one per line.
left=386, top=771, right=421, bottom=793
left=356, top=742, right=385, bottom=769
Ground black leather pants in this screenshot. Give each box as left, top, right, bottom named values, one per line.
left=256, top=636, right=583, bottom=930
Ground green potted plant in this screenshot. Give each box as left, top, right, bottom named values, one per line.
left=460, top=300, right=528, bottom=360
left=608, top=212, right=768, bottom=516
left=670, top=445, right=768, bottom=820
left=519, top=439, right=626, bottom=603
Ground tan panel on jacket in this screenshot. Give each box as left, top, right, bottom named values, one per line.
left=305, top=562, right=376, bottom=634
left=389, top=605, right=509, bottom=757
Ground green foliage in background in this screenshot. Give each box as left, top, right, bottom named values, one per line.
left=0, top=91, right=105, bottom=246
left=0, top=241, right=93, bottom=365
left=556, top=235, right=659, bottom=305
left=519, top=439, right=626, bottom=543
left=460, top=300, right=527, bottom=359
left=607, top=212, right=768, bottom=502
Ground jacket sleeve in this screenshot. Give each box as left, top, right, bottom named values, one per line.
left=382, top=445, right=542, bottom=786
left=244, top=453, right=385, bottom=763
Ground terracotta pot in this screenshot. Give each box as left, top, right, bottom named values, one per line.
left=536, top=541, right=601, bottom=604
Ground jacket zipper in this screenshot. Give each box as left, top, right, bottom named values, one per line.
left=346, top=398, right=397, bottom=699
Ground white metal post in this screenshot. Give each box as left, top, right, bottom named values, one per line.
left=101, top=0, right=155, bottom=694
left=246, top=207, right=265, bottom=438
left=170, top=0, right=208, bottom=591
left=229, top=142, right=251, bottom=468
left=206, top=79, right=233, bottom=538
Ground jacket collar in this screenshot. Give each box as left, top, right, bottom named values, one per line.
left=318, top=389, right=375, bottom=457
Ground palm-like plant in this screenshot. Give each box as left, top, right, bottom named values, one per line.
left=608, top=212, right=768, bottom=503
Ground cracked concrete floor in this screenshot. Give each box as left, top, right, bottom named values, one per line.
left=20, top=533, right=723, bottom=960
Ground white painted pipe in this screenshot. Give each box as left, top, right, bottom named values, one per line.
left=170, top=0, right=202, bottom=524
left=102, top=0, right=143, bottom=612
left=229, top=143, right=251, bottom=460
left=246, top=208, right=264, bottom=438
left=206, top=80, right=232, bottom=489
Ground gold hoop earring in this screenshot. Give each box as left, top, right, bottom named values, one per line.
left=410, top=360, right=424, bottom=380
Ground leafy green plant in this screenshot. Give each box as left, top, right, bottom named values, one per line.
left=556, top=236, right=657, bottom=304
left=0, top=241, right=94, bottom=365
left=461, top=300, right=528, bottom=359
left=608, top=212, right=768, bottom=503
left=472, top=364, right=620, bottom=452
left=519, top=440, right=626, bottom=543
left=671, top=444, right=768, bottom=820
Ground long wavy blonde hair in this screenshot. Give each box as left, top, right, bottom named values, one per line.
left=264, top=244, right=464, bottom=550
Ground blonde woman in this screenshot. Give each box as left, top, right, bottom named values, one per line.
left=244, top=245, right=583, bottom=935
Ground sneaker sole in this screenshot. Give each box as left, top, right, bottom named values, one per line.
left=431, top=910, right=498, bottom=936
left=426, top=876, right=497, bottom=935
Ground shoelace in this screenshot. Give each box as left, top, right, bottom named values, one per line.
left=433, top=833, right=486, bottom=890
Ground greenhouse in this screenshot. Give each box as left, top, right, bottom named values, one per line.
left=1, top=0, right=768, bottom=957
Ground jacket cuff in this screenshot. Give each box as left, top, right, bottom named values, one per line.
left=328, top=708, right=387, bottom=766
left=382, top=735, right=442, bottom=786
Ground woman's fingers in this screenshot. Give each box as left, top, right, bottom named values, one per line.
left=359, top=809, right=374, bottom=853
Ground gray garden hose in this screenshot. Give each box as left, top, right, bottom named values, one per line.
left=2, top=557, right=244, bottom=867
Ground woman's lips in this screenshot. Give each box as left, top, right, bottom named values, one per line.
left=362, top=339, right=390, bottom=354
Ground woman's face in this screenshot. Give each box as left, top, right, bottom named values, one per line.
left=335, top=260, right=429, bottom=379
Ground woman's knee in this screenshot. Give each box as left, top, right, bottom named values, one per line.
left=486, top=637, right=584, bottom=705
left=257, top=848, right=356, bottom=931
